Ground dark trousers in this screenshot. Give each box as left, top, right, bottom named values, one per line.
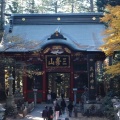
left=61, top=107, right=65, bottom=114
left=68, top=110, right=72, bottom=117
left=61, top=94, right=64, bottom=99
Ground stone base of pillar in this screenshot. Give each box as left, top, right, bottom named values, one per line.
left=6, top=95, right=15, bottom=107
left=6, top=96, right=18, bottom=117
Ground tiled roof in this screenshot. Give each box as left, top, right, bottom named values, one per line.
left=0, top=13, right=105, bottom=52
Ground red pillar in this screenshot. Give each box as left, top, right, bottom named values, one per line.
left=70, top=71, right=74, bottom=101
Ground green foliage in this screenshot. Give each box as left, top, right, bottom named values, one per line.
left=102, top=54, right=120, bottom=98
left=96, top=0, right=107, bottom=12
left=107, top=0, right=120, bottom=6
left=5, top=106, right=17, bottom=117
left=101, top=91, right=116, bottom=120
left=109, top=76, right=120, bottom=97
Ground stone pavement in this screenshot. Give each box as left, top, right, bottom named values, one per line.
left=6, top=103, right=109, bottom=120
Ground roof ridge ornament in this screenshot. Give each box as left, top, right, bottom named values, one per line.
left=56, top=26, right=61, bottom=33
left=48, top=28, right=66, bottom=40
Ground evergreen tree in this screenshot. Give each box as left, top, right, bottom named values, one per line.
left=96, top=0, right=120, bottom=12
left=6, top=0, right=39, bottom=14
left=6, top=0, right=98, bottom=13
left=8, top=1, right=20, bottom=13
left=110, top=53, right=120, bottom=97
left=37, top=0, right=97, bottom=13
left=37, top=0, right=68, bottom=13
left=6, top=0, right=24, bottom=13
left=25, top=0, right=38, bottom=13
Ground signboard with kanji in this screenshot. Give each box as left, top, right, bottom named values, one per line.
left=87, top=54, right=96, bottom=100
left=45, top=55, right=70, bottom=68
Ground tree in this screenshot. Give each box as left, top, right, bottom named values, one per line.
left=37, top=0, right=69, bottom=13
left=0, top=34, right=43, bottom=98
left=0, top=0, right=5, bottom=40
left=6, top=0, right=98, bottom=14
left=25, top=0, right=38, bottom=13
left=6, top=0, right=23, bottom=13
left=67, top=0, right=97, bottom=12
left=5, top=0, right=39, bottom=14
left=100, top=5, right=120, bottom=100
left=96, top=0, right=107, bottom=12
left=96, top=0, right=120, bottom=12
left=8, top=1, right=20, bottom=13
left=100, top=5, right=120, bottom=91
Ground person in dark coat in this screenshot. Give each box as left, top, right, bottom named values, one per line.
left=42, top=106, right=49, bottom=120
left=48, top=107, right=53, bottom=120
left=50, top=91, right=54, bottom=103
left=55, top=103, right=61, bottom=120
left=60, top=98, right=66, bottom=114
left=67, top=101, right=74, bottom=117
left=52, top=92, right=57, bottom=100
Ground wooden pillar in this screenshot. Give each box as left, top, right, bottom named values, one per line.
left=23, top=65, right=27, bottom=101
left=70, top=53, right=74, bottom=101
left=0, top=67, right=5, bottom=90
left=87, top=54, right=96, bottom=100
left=42, top=61, right=46, bottom=101
left=70, top=71, right=74, bottom=101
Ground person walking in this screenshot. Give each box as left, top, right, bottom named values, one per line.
left=52, top=92, right=57, bottom=101
left=53, top=98, right=57, bottom=117
left=55, top=103, right=61, bottom=120
left=42, top=106, right=49, bottom=120
left=67, top=101, right=74, bottom=117
left=48, top=107, right=53, bottom=120
left=60, top=98, right=66, bottom=114
left=47, top=92, right=51, bottom=104
left=61, top=89, right=65, bottom=99
left=50, top=91, right=54, bottom=103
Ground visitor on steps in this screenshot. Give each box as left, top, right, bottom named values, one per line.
left=67, top=101, right=74, bottom=117
left=61, top=89, right=65, bottom=99
left=55, top=103, right=61, bottom=120
left=48, top=106, right=53, bottom=120
left=47, top=92, right=51, bottom=104
left=42, top=106, right=49, bottom=120
left=60, top=98, right=66, bottom=114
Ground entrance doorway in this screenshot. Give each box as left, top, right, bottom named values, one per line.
left=47, top=73, right=70, bottom=98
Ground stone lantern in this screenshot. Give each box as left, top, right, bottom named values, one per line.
left=33, top=88, right=38, bottom=106
left=6, top=74, right=14, bottom=107
left=73, top=88, right=77, bottom=105
left=6, top=74, right=17, bottom=116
